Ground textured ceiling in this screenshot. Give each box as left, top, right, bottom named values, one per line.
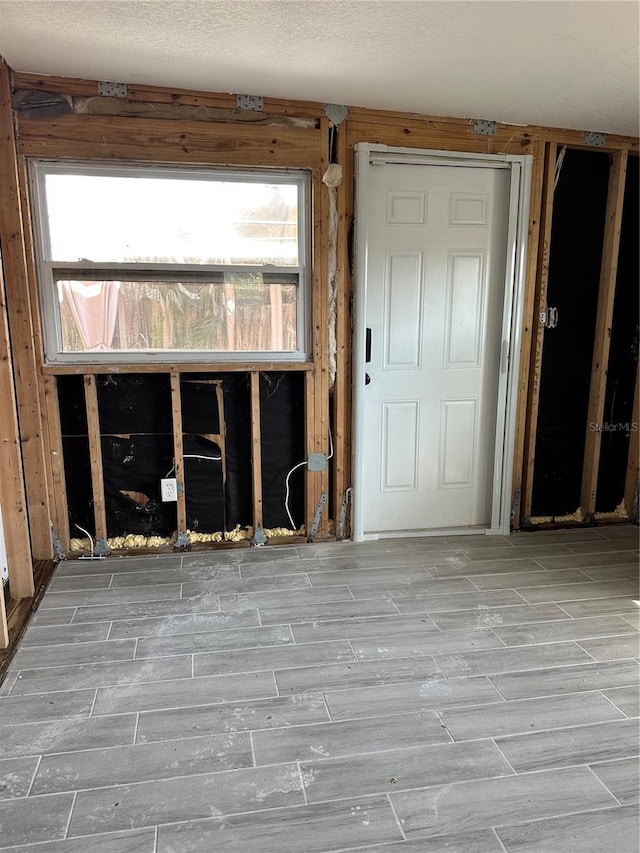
left=0, top=0, right=638, bottom=135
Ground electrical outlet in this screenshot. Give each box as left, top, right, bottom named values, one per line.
left=161, top=478, right=178, bottom=502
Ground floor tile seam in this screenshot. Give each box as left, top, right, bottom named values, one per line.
left=248, top=730, right=257, bottom=768
left=433, top=638, right=598, bottom=666
left=111, top=616, right=271, bottom=640
left=489, top=802, right=631, bottom=840
left=61, top=790, right=77, bottom=841
left=27, top=759, right=306, bottom=801
left=23, top=754, right=42, bottom=799
left=133, top=639, right=297, bottom=660
left=297, top=761, right=309, bottom=805
left=596, top=688, right=637, bottom=718
left=432, top=709, right=455, bottom=744
left=23, top=729, right=253, bottom=766
left=491, top=826, right=510, bottom=853
left=255, top=732, right=490, bottom=767
left=385, top=792, right=407, bottom=841
left=153, top=824, right=159, bottom=853
left=74, top=794, right=392, bottom=840
left=492, top=714, right=640, bottom=743
left=72, top=607, right=223, bottom=625
left=583, top=762, right=627, bottom=807
left=91, top=690, right=283, bottom=718
left=491, top=629, right=640, bottom=648
left=12, top=635, right=136, bottom=653
left=444, top=711, right=631, bottom=744
left=4, top=666, right=196, bottom=695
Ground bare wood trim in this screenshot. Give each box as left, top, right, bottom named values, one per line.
left=521, top=142, right=558, bottom=521
left=581, top=150, right=630, bottom=518
left=332, top=122, right=351, bottom=529
left=624, top=360, right=639, bottom=518
left=215, top=383, right=227, bottom=530
left=0, top=60, right=52, bottom=559
left=17, top=115, right=323, bottom=169
left=304, top=369, right=317, bottom=535
left=250, top=372, right=263, bottom=531
left=42, top=361, right=314, bottom=376
left=510, top=139, right=546, bottom=527
left=43, top=374, right=70, bottom=550
left=12, top=72, right=326, bottom=119
left=84, top=374, right=107, bottom=541
left=170, top=373, right=187, bottom=533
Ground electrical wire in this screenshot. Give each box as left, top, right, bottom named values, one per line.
left=165, top=454, right=221, bottom=477
left=75, top=523, right=95, bottom=556
left=284, top=427, right=333, bottom=530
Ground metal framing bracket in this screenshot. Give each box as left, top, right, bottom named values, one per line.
left=473, top=119, right=497, bottom=136
left=51, top=527, right=67, bottom=561
left=93, top=538, right=111, bottom=557
left=173, top=531, right=191, bottom=551
left=307, top=493, right=327, bottom=542
left=236, top=94, right=264, bottom=111
left=584, top=131, right=606, bottom=147
left=324, top=104, right=349, bottom=125
left=97, top=81, right=128, bottom=98
left=336, top=487, right=352, bottom=540
left=251, top=525, right=267, bottom=547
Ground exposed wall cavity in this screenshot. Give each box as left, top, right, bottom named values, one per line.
left=58, top=371, right=306, bottom=553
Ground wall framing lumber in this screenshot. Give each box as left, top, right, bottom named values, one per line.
left=43, top=362, right=314, bottom=376
left=0, top=586, right=8, bottom=648
left=12, top=72, right=326, bottom=120
left=521, top=142, right=558, bottom=522
left=16, top=115, right=323, bottom=170
left=510, top=138, right=546, bottom=527
left=624, top=360, right=639, bottom=520
left=250, top=372, right=263, bottom=532
left=42, top=374, right=70, bottom=551
left=84, top=374, right=107, bottom=542
left=0, top=60, right=52, bottom=560
left=169, top=372, right=187, bottom=536
left=332, top=122, right=351, bottom=532
left=580, top=150, right=629, bottom=519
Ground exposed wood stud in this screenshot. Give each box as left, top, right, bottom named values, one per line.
left=332, top=121, right=351, bottom=531
left=0, top=260, right=34, bottom=601
left=250, top=371, right=263, bottom=531
left=580, top=150, right=629, bottom=519
left=0, top=585, right=8, bottom=649
left=43, top=374, right=70, bottom=551
left=170, top=372, right=187, bottom=535
left=624, top=360, right=639, bottom=520
left=510, top=139, right=546, bottom=527
left=84, top=374, right=108, bottom=542
left=0, top=60, right=53, bottom=559
left=521, top=142, right=558, bottom=522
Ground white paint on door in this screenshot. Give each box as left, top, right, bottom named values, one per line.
left=359, top=158, right=511, bottom=536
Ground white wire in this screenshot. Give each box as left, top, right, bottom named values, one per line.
left=284, top=460, right=307, bottom=530
left=75, top=523, right=95, bottom=556
left=165, top=454, right=221, bottom=477
left=284, top=427, right=333, bottom=530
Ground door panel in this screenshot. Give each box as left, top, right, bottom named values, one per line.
left=362, top=162, right=510, bottom=534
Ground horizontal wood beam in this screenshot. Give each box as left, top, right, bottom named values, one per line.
left=17, top=114, right=323, bottom=169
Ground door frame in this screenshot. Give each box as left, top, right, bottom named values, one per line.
left=352, top=143, right=533, bottom=540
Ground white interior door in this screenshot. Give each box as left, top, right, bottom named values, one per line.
left=359, top=158, right=511, bottom=536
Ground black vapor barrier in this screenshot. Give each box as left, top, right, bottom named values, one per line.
left=57, top=370, right=307, bottom=545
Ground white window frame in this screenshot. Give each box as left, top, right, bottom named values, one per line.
left=29, top=160, right=311, bottom=365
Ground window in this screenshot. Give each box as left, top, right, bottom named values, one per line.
left=31, top=162, right=310, bottom=363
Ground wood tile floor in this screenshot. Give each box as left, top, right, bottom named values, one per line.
left=0, top=526, right=638, bottom=852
